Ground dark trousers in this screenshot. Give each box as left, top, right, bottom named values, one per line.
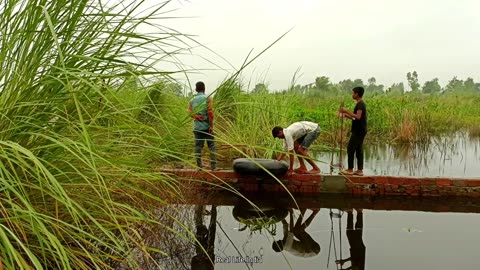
left=347, top=132, right=366, bottom=170
left=347, top=211, right=366, bottom=270
left=194, top=130, right=216, bottom=169
left=347, top=211, right=363, bottom=238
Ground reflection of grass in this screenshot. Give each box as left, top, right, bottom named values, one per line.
left=238, top=216, right=278, bottom=236
left=468, top=125, right=480, bottom=138
left=391, top=110, right=432, bottom=144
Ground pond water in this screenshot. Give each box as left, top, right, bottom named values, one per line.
left=313, top=133, right=480, bottom=177
left=147, top=133, right=480, bottom=270
left=208, top=206, right=480, bottom=270
left=148, top=193, right=480, bottom=270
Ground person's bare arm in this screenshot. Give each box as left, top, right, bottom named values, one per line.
left=340, top=107, right=363, bottom=120
left=188, top=102, right=204, bottom=121
left=276, top=151, right=294, bottom=173
left=287, top=151, right=294, bottom=173
left=337, top=112, right=353, bottom=119
left=283, top=134, right=295, bottom=173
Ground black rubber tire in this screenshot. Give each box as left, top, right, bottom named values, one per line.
left=232, top=205, right=289, bottom=224
left=232, top=158, right=289, bottom=176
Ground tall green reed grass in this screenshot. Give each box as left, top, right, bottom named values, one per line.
left=0, top=0, right=202, bottom=268
left=159, top=87, right=480, bottom=165
left=214, top=85, right=302, bottom=160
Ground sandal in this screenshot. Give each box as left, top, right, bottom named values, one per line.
left=340, top=170, right=354, bottom=175
left=353, top=171, right=364, bottom=176
left=293, top=168, right=308, bottom=174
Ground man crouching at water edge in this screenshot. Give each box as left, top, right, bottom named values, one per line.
left=272, top=121, right=321, bottom=174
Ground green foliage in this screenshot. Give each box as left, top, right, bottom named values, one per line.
left=366, top=77, right=385, bottom=94
left=239, top=91, right=479, bottom=148
left=214, top=79, right=243, bottom=123
left=444, top=76, right=462, bottom=93
left=386, top=82, right=405, bottom=95
left=407, top=71, right=421, bottom=92
left=251, top=83, right=269, bottom=94
left=314, top=76, right=332, bottom=92
left=3, top=0, right=474, bottom=267
left=422, top=78, right=442, bottom=94
left=156, top=79, right=480, bottom=162
left=237, top=217, right=278, bottom=236
left=0, top=0, right=196, bottom=268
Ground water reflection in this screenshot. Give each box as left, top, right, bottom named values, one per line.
left=272, top=208, right=320, bottom=257
left=131, top=190, right=480, bottom=270
left=191, top=205, right=217, bottom=270
left=336, top=209, right=366, bottom=270
left=112, top=205, right=198, bottom=270
left=232, top=200, right=288, bottom=236
left=315, top=132, right=480, bottom=177
left=199, top=192, right=480, bottom=269
left=213, top=198, right=366, bottom=270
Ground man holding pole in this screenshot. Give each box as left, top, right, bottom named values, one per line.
left=338, top=86, right=367, bottom=176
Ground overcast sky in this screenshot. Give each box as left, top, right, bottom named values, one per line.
left=153, top=0, right=480, bottom=92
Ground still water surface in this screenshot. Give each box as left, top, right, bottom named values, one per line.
left=314, top=133, right=480, bottom=177
left=153, top=198, right=480, bottom=270
left=152, top=134, right=480, bottom=270
left=208, top=206, right=480, bottom=270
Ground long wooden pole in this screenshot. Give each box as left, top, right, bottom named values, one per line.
left=339, top=101, right=345, bottom=170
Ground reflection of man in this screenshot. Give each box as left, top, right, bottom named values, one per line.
left=272, top=208, right=320, bottom=257
left=336, top=209, right=366, bottom=270
left=191, top=205, right=217, bottom=270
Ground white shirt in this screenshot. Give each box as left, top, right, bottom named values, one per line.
left=283, top=121, right=319, bottom=151
left=283, top=231, right=319, bottom=257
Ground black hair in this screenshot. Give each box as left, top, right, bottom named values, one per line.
left=352, top=86, right=364, bottom=97
left=272, top=126, right=283, bottom=138
left=272, top=240, right=284, bottom=252
left=195, top=81, right=206, bottom=92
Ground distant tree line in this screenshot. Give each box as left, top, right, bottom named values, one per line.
left=249, top=71, right=480, bottom=95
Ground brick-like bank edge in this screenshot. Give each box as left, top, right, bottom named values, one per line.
left=346, top=176, right=480, bottom=198
left=159, top=169, right=480, bottom=198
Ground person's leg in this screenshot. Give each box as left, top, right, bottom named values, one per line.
left=295, top=231, right=321, bottom=255
left=296, top=147, right=320, bottom=173
left=289, top=208, right=294, bottom=231
left=342, top=135, right=356, bottom=174
left=298, top=128, right=321, bottom=173
left=355, top=209, right=363, bottom=236
left=302, top=208, right=319, bottom=228
left=293, top=140, right=308, bottom=172
left=294, top=208, right=306, bottom=230
left=194, top=205, right=205, bottom=227
left=347, top=210, right=353, bottom=230
left=346, top=210, right=354, bottom=244
left=205, top=132, right=217, bottom=170
left=354, top=134, right=366, bottom=175
left=194, top=131, right=205, bottom=168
